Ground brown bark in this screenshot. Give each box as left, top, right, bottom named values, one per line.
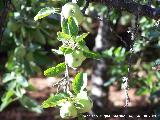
left=90, top=15, right=114, bottom=116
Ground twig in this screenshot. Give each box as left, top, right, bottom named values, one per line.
left=86, top=9, right=128, bottom=49
left=122, top=13, right=139, bottom=107
left=64, top=62, right=70, bottom=92
left=122, top=77, right=130, bottom=107
left=109, top=27, right=128, bottom=48
left=52, top=63, right=70, bottom=93
left=52, top=77, right=66, bottom=87
left=127, top=14, right=139, bottom=80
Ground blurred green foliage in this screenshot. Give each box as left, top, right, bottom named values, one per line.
left=0, top=0, right=62, bottom=112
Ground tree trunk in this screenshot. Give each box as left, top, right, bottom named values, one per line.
left=90, top=15, right=113, bottom=116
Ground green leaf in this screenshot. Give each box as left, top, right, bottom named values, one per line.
left=61, top=16, right=79, bottom=36
left=33, top=30, right=46, bottom=45
left=72, top=72, right=87, bottom=94
left=83, top=50, right=101, bottom=59
left=15, top=85, right=26, bottom=98
left=3, top=72, right=15, bottom=83
left=78, top=40, right=86, bottom=47
left=68, top=17, right=79, bottom=36
left=61, top=16, right=69, bottom=34
left=136, top=87, right=150, bottom=96
left=114, top=47, right=122, bottom=57
left=59, top=46, right=73, bottom=54
left=57, top=32, right=72, bottom=41
left=0, top=90, right=15, bottom=112
left=16, top=75, right=28, bottom=87
left=26, top=83, right=37, bottom=91
left=20, top=96, right=43, bottom=113
left=34, top=7, right=59, bottom=21
left=75, top=102, right=85, bottom=109
left=6, top=80, right=17, bottom=90
left=42, top=93, right=69, bottom=108
left=30, top=62, right=42, bottom=73
left=76, top=33, right=89, bottom=43
left=5, top=54, right=15, bottom=71
left=44, top=62, right=66, bottom=77
left=14, top=45, right=26, bottom=58
left=76, top=0, right=85, bottom=6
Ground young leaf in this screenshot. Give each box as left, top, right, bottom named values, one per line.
left=15, top=85, right=26, bottom=98
left=68, top=17, right=79, bottom=36
left=34, top=7, right=59, bottom=21
left=76, top=33, right=89, bottom=43
left=3, top=72, right=15, bottom=83
left=42, top=93, right=69, bottom=108
left=57, top=32, right=72, bottom=41
left=44, top=62, right=66, bottom=77
left=6, top=80, right=17, bottom=90
left=59, top=46, right=73, bottom=54
left=0, top=90, right=14, bottom=112
left=78, top=40, right=86, bottom=48
left=16, top=75, right=28, bottom=87
left=72, top=72, right=87, bottom=94
left=61, top=16, right=69, bottom=34
left=83, top=50, right=101, bottom=59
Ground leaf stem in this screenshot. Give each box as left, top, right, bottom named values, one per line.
left=64, top=59, right=70, bottom=92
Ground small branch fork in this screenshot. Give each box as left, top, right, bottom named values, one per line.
left=64, top=62, right=70, bottom=92
left=53, top=62, right=70, bottom=93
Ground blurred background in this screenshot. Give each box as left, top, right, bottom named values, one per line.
left=0, top=0, right=160, bottom=120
